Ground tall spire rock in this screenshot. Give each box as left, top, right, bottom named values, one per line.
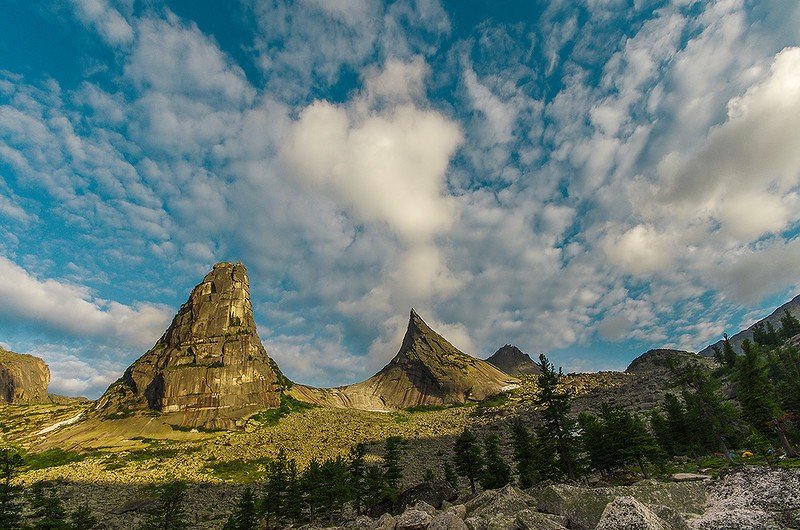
left=290, top=309, right=518, bottom=410
left=95, top=262, right=282, bottom=429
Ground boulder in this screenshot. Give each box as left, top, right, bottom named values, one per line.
left=373, top=514, right=397, bottom=530
left=0, top=346, right=50, bottom=404
left=465, top=516, right=487, bottom=530
left=595, top=497, right=672, bottom=530
left=688, top=508, right=782, bottom=530
left=370, top=482, right=458, bottom=517
left=486, top=514, right=516, bottom=530
left=537, top=480, right=705, bottom=530
left=515, top=509, right=567, bottom=530
left=429, top=511, right=469, bottom=530
left=396, top=509, right=432, bottom=530
left=467, top=485, right=537, bottom=519
left=670, top=474, right=711, bottom=482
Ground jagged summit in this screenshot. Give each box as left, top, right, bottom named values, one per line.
left=290, top=309, right=518, bottom=410
left=0, top=346, right=50, bottom=404
left=94, top=262, right=282, bottom=429
left=486, top=344, right=541, bottom=376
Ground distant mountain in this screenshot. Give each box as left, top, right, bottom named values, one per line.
left=699, top=293, right=800, bottom=357
left=0, top=346, right=50, bottom=404
left=625, top=348, right=715, bottom=374
left=291, top=310, right=518, bottom=410
left=94, top=262, right=283, bottom=429
left=486, top=344, right=541, bottom=376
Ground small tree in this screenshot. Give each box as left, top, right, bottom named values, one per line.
left=348, top=443, right=368, bottom=514
left=382, top=437, right=405, bottom=504
left=722, top=334, right=737, bottom=367
left=443, top=461, right=458, bottom=491
left=453, top=427, right=483, bottom=493
left=510, top=420, right=536, bottom=488
left=261, top=450, right=289, bottom=528
left=138, top=480, right=190, bottom=530
left=223, top=488, right=257, bottom=530
left=534, top=354, right=578, bottom=480
left=480, top=435, right=512, bottom=490
left=25, top=482, right=69, bottom=530
left=0, top=449, right=24, bottom=530
left=781, top=308, right=800, bottom=340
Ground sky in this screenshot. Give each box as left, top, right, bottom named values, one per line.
left=1, top=0, right=799, bottom=398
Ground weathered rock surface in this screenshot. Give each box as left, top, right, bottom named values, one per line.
left=0, top=346, right=50, bottom=404
left=93, top=262, right=283, bottom=429
left=291, top=310, right=517, bottom=411
left=537, top=480, right=705, bottom=530
left=486, top=345, right=541, bottom=376
left=396, top=508, right=432, bottom=530
left=625, top=349, right=713, bottom=375
left=595, top=497, right=672, bottom=530
left=466, top=484, right=537, bottom=519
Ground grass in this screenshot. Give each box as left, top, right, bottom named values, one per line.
left=250, top=394, right=315, bottom=426
left=404, top=402, right=472, bottom=413
left=24, top=449, right=86, bottom=470
left=203, top=457, right=272, bottom=482
left=474, top=392, right=510, bottom=411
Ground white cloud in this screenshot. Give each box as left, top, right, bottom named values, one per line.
left=70, top=0, right=134, bottom=46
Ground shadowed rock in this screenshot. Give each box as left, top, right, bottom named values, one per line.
left=94, top=262, right=282, bottom=429
left=0, top=346, right=50, bottom=404
left=486, top=345, right=541, bottom=376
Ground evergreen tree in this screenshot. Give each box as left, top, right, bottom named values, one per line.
left=781, top=308, right=800, bottom=340
left=443, top=461, right=458, bottom=491
left=510, top=420, right=536, bottom=488
left=0, top=449, right=24, bottom=530
left=382, top=437, right=405, bottom=504
left=68, top=503, right=97, bottom=530
left=282, top=459, right=303, bottom=524
left=453, top=427, right=483, bottom=493
left=317, top=457, right=352, bottom=523
left=223, top=488, right=257, bottom=530
left=480, top=435, right=512, bottom=490
left=734, top=340, right=797, bottom=457
left=348, top=443, right=368, bottom=514
left=534, top=354, right=578, bottom=480
left=667, top=358, right=740, bottom=462
left=722, top=334, right=737, bottom=367
left=531, top=425, right=561, bottom=481
left=650, top=393, right=701, bottom=457
left=711, top=344, right=724, bottom=365
left=261, top=450, right=289, bottom=528
left=362, top=464, right=387, bottom=509
left=300, top=458, right=322, bottom=522
left=25, top=482, right=69, bottom=530
left=138, top=480, right=190, bottom=530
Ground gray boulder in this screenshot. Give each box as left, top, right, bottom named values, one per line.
left=595, top=497, right=672, bottom=530
left=515, top=509, right=567, bottom=530
left=467, top=485, right=537, bottom=519
left=397, top=509, right=432, bottom=530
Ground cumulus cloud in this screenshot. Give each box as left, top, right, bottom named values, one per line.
left=70, top=0, right=134, bottom=46
left=0, top=256, right=170, bottom=349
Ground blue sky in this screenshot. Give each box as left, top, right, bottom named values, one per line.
left=1, top=0, right=799, bottom=398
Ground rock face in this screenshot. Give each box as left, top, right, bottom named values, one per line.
left=94, top=262, right=282, bottom=429
left=485, top=345, right=540, bottom=376
left=291, top=310, right=518, bottom=411
left=0, top=346, right=50, bottom=404
left=625, top=349, right=714, bottom=374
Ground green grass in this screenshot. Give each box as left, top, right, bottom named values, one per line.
left=393, top=413, right=410, bottom=424
left=404, top=402, right=473, bottom=413
left=250, top=394, right=315, bottom=426
left=24, top=449, right=86, bottom=470
left=474, top=392, right=510, bottom=410
left=204, top=457, right=272, bottom=482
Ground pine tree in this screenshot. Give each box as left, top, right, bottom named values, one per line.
left=348, top=443, right=368, bottom=514
left=382, top=437, right=405, bottom=504
left=0, top=449, right=24, bottom=530
left=722, top=334, right=737, bottom=367
left=261, top=450, right=289, bottom=528
left=68, top=503, right=97, bottom=530
left=510, top=420, right=536, bottom=488
left=534, top=354, right=578, bottom=480
left=480, top=435, right=512, bottom=490
left=734, top=340, right=797, bottom=457
left=781, top=308, right=800, bottom=340
left=25, top=482, right=70, bottom=530
left=443, top=461, right=459, bottom=491
left=317, top=457, right=352, bottom=523
left=223, top=488, right=257, bottom=530
left=300, top=458, right=322, bottom=522
left=138, top=481, right=190, bottom=530
left=453, top=427, right=483, bottom=493
left=711, top=344, right=724, bottom=365
left=283, top=459, right=303, bottom=524
left=362, top=464, right=387, bottom=509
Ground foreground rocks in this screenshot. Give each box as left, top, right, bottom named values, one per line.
left=0, top=346, right=50, bottom=404
left=93, top=262, right=283, bottom=429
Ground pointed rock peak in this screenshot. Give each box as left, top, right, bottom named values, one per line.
left=487, top=344, right=541, bottom=376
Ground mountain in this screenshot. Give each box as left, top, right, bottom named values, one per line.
left=0, top=346, right=50, bottom=404
left=698, top=293, right=800, bottom=357
left=93, top=262, right=283, bottom=429
left=486, top=344, right=541, bottom=376
left=290, top=309, right=518, bottom=410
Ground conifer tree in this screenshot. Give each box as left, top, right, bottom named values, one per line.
left=480, top=435, right=512, bottom=490
left=223, top=488, right=257, bottom=530
left=510, top=420, right=536, bottom=488
left=68, top=503, right=97, bottom=530
left=283, top=459, right=303, bottom=524
left=25, top=482, right=69, bottom=530
left=138, top=480, right=190, bottom=530
left=0, top=449, right=24, bottom=530
left=443, top=461, right=459, bottom=491
left=453, top=427, right=483, bottom=493
left=362, top=464, right=387, bottom=509
left=300, top=458, right=322, bottom=522
left=711, top=344, right=724, bottom=365
left=348, top=443, right=368, bottom=514
left=534, top=354, right=578, bottom=480
left=382, top=437, right=405, bottom=503
left=722, top=334, right=737, bottom=367
left=317, top=457, right=352, bottom=523
left=781, top=308, right=800, bottom=339
left=261, top=450, right=289, bottom=528
left=734, top=340, right=798, bottom=457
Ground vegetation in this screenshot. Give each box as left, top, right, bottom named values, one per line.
left=250, top=394, right=315, bottom=426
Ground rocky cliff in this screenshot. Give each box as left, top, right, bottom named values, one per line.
left=291, top=310, right=518, bottom=410
left=486, top=345, right=541, bottom=376
left=94, top=262, right=282, bottom=429
left=0, top=346, right=50, bottom=404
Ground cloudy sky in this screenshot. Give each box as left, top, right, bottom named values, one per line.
left=1, top=0, right=799, bottom=398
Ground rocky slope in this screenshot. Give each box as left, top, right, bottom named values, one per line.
left=290, top=310, right=518, bottom=411
left=486, top=345, right=541, bottom=376
left=699, top=293, right=800, bottom=356
left=0, top=346, right=50, bottom=404
left=93, top=262, right=282, bottom=429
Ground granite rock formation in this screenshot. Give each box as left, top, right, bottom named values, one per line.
left=290, top=310, right=518, bottom=411
left=94, top=262, right=282, bottom=429
left=0, top=346, right=50, bottom=404
left=486, top=344, right=541, bottom=376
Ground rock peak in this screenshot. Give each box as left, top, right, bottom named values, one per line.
left=486, top=344, right=541, bottom=376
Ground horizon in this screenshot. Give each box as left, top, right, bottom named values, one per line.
left=1, top=1, right=799, bottom=399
